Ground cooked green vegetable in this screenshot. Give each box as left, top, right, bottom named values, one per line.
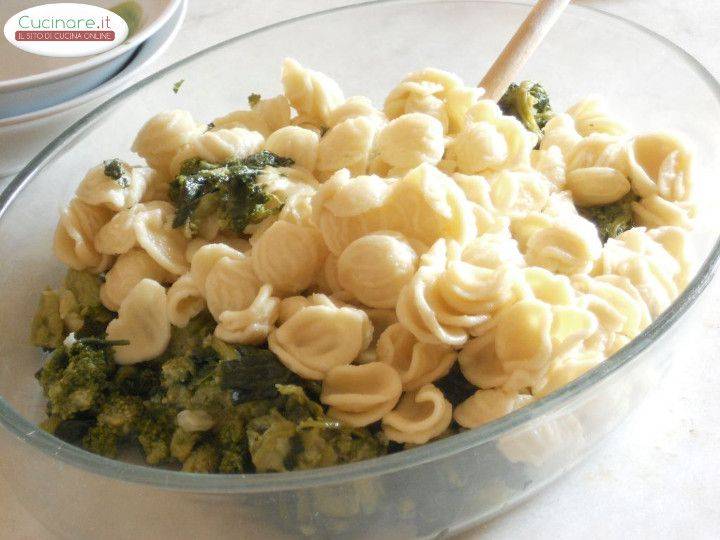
left=182, top=443, right=220, bottom=473
left=434, top=363, right=477, bottom=407
left=168, top=151, right=293, bottom=235
left=579, top=193, right=637, bottom=243
left=219, top=347, right=303, bottom=402
left=172, top=79, right=185, bottom=94
left=33, top=307, right=386, bottom=471
left=248, top=93, right=261, bottom=108
left=82, top=423, right=120, bottom=457
left=37, top=341, right=115, bottom=421
left=498, top=81, right=553, bottom=135
left=30, top=270, right=113, bottom=347
left=30, top=289, right=64, bottom=349
left=102, top=158, right=130, bottom=187
left=136, top=400, right=177, bottom=464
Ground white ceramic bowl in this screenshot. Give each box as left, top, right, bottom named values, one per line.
left=0, top=0, right=182, bottom=118
left=0, top=0, right=187, bottom=179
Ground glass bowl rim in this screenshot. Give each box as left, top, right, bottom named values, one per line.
left=1, top=0, right=718, bottom=493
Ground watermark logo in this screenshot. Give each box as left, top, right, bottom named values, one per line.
left=3, top=3, right=129, bottom=57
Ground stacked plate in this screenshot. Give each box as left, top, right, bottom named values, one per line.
left=0, top=0, right=186, bottom=178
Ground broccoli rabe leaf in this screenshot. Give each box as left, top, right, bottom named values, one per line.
left=75, top=337, right=130, bottom=349
left=434, top=363, right=477, bottom=407
left=168, top=151, right=293, bottom=235
left=219, top=347, right=299, bottom=402
left=579, top=193, right=637, bottom=243
left=498, top=81, right=553, bottom=135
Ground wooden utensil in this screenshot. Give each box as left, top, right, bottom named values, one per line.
left=479, top=0, right=571, bottom=101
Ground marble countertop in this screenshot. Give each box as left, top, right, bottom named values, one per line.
left=2, top=1, right=720, bottom=538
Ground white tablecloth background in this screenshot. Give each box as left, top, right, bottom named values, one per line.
left=2, top=1, right=719, bottom=538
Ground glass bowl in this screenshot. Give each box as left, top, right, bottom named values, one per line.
left=1, top=1, right=719, bottom=538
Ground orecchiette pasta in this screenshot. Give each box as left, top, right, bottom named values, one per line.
left=390, top=164, right=477, bottom=247
left=166, top=273, right=205, bottom=328
left=566, top=95, right=627, bottom=137
left=566, top=167, right=631, bottom=207
left=251, top=220, right=326, bottom=295
left=269, top=303, right=372, bottom=380
left=131, top=109, right=204, bottom=173
left=396, top=240, right=513, bottom=347
left=100, top=249, right=170, bottom=311
left=204, top=255, right=261, bottom=319
left=376, top=113, right=445, bottom=170
left=626, top=131, right=693, bottom=201
left=169, top=127, right=265, bottom=176
left=133, top=202, right=189, bottom=276
left=53, top=198, right=113, bottom=273
left=106, top=279, right=171, bottom=364
left=316, top=116, right=377, bottom=177
left=460, top=100, right=537, bottom=172
left=382, top=384, right=452, bottom=444
left=281, top=58, right=344, bottom=125
left=215, top=284, right=280, bottom=345
left=189, top=243, right=244, bottom=295
left=263, top=126, right=319, bottom=171
left=94, top=206, right=140, bottom=255
left=631, top=195, right=693, bottom=229
left=488, top=169, right=550, bottom=216
left=321, top=362, right=402, bottom=427
left=76, top=162, right=148, bottom=211
left=540, top=114, right=582, bottom=157
left=599, top=228, right=681, bottom=317
left=525, top=214, right=602, bottom=275
left=454, top=389, right=531, bottom=429
left=336, top=232, right=419, bottom=308
left=312, top=169, right=399, bottom=255
left=328, top=96, right=386, bottom=128
left=377, top=323, right=455, bottom=390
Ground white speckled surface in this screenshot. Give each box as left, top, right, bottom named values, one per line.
left=2, top=1, right=719, bottom=538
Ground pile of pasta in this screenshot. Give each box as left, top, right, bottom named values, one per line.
left=53, top=58, right=694, bottom=445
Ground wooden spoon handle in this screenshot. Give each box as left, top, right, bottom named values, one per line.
left=479, top=0, right=571, bottom=101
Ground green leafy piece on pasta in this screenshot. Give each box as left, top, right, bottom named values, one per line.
left=579, top=193, right=637, bottom=243
left=498, top=81, right=553, bottom=135
left=168, top=151, right=293, bottom=235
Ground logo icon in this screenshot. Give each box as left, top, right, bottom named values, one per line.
left=3, top=3, right=130, bottom=58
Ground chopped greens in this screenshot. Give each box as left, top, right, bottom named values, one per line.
left=32, top=304, right=386, bottom=472
left=102, top=158, right=130, bottom=187
left=434, top=363, right=477, bottom=407
left=579, top=193, right=637, bottom=243
left=498, top=81, right=553, bottom=135
left=35, top=270, right=115, bottom=340
left=172, top=79, right=185, bottom=94
left=248, top=93, right=262, bottom=108
left=168, top=150, right=293, bottom=235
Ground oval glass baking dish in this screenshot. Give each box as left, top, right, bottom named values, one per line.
left=1, top=1, right=719, bottom=538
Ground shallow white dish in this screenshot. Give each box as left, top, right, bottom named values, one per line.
left=0, top=0, right=182, bottom=118
left=0, top=0, right=187, bottom=178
